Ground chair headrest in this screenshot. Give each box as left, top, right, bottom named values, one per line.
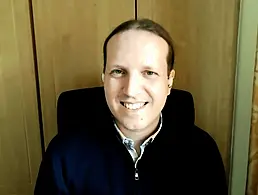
left=57, top=86, right=195, bottom=133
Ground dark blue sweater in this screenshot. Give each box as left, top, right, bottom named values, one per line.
left=34, top=114, right=227, bottom=195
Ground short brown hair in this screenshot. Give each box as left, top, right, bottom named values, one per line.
left=103, top=18, right=175, bottom=76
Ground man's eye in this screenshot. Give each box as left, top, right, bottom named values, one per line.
left=144, top=71, right=157, bottom=76
left=110, top=69, right=124, bottom=76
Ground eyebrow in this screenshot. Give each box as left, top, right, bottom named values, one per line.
left=142, top=65, right=156, bottom=70
left=110, top=64, right=156, bottom=70
left=111, top=64, right=125, bottom=69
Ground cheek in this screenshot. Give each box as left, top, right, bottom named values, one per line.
left=104, top=78, right=122, bottom=100
left=147, top=82, right=168, bottom=107
left=147, top=80, right=168, bottom=95
left=105, top=77, right=122, bottom=88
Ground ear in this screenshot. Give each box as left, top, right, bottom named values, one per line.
left=167, top=69, right=175, bottom=95
left=101, top=73, right=105, bottom=83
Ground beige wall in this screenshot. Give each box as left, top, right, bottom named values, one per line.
left=0, top=1, right=42, bottom=194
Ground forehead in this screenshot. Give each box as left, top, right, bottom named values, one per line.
left=106, top=30, right=168, bottom=64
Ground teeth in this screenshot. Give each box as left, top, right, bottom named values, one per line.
left=123, top=103, right=145, bottom=110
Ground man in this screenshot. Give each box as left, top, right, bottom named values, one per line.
left=34, top=18, right=227, bottom=195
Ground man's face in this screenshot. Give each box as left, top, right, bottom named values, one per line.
left=103, top=29, right=175, bottom=133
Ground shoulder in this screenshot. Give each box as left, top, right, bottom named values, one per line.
left=44, top=129, right=101, bottom=160
left=164, top=123, right=222, bottom=158
left=190, top=125, right=220, bottom=151
left=162, top=119, right=219, bottom=151
left=186, top=125, right=224, bottom=166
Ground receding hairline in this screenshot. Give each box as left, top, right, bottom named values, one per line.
left=106, top=29, right=170, bottom=61
left=107, top=28, right=169, bottom=47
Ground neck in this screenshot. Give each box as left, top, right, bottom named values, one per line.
left=115, top=115, right=161, bottom=145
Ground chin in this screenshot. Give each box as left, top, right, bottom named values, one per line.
left=118, top=118, right=150, bottom=131
left=123, top=124, right=147, bottom=131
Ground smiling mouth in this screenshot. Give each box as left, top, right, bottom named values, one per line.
left=120, top=102, right=148, bottom=110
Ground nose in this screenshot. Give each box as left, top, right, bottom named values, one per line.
left=123, top=72, right=142, bottom=97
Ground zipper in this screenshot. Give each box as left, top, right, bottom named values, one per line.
left=135, top=168, right=139, bottom=180
left=134, top=164, right=140, bottom=195
left=134, top=157, right=140, bottom=181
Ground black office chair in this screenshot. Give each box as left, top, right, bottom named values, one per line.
left=57, top=86, right=195, bottom=134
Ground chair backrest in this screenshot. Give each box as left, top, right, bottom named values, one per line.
left=57, top=86, right=195, bottom=134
